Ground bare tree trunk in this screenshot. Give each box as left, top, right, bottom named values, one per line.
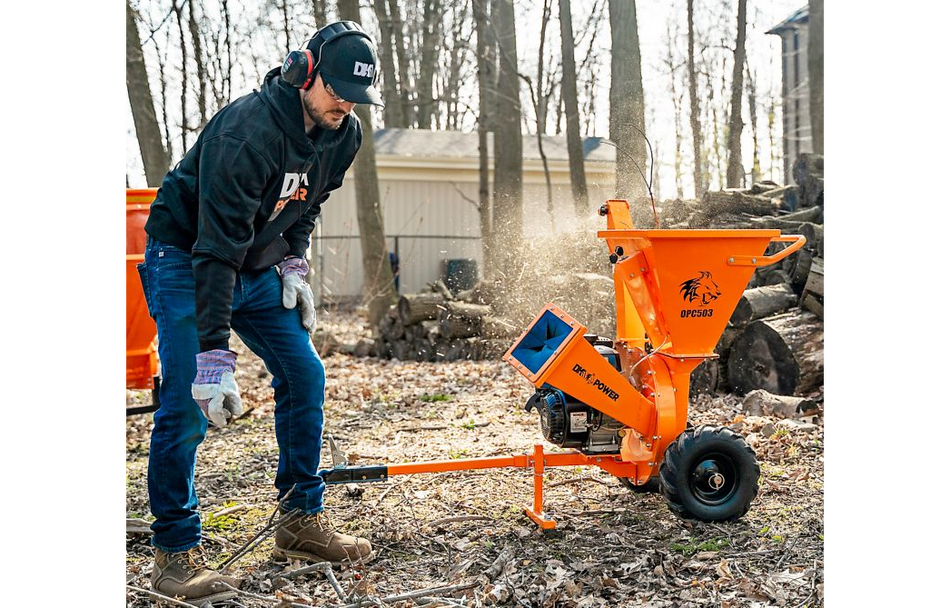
left=444, top=0, right=466, bottom=131
left=387, top=0, right=414, bottom=126
left=746, top=60, right=761, bottom=184
left=725, top=0, right=747, bottom=188
left=535, top=0, right=555, bottom=231
left=663, top=20, right=684, bottom=200
left=188, top=0, right=208, bottom=129
left=767, top=74, right=779, bottom=182
left=373, top=0, right=406, bottom=127
left=339, top=0, right=398, bottom=327
left=473, top=0, right=495, bottom=280
left=223, top=0, right=232, bottom=101
left=491, top=0, right=524, bottom=283
left=686, top=0, right=706, bottom=199
left=279, top=0, right=291, bottom=55
left=808, top=0, right=823, bottom=153
left=148, top=32, right=174, bottom=172
left=708, top=54, right=724, bottom=190
left=312, top=0, right=326, bottom=28
left=608, top=0, right=647, bottom=203
left=173, top=0, right=189, bottom=158
left=127, top=0, right=171, bottom=186
left=558, top=0, right=589, bottom=218
left=417, top=0, right=443, bottom=129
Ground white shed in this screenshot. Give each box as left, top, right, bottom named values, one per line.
left=312, top=128, right=617, bottom=303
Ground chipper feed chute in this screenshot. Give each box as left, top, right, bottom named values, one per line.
left=315, top=199, right=805, bottom=529
left=127, top=189, right=160, bottom=402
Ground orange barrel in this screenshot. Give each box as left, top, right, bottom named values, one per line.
left=127, top=188, right=160, bottom=389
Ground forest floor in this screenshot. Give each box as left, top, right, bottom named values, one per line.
left=126, top=310, right=824, bottom=608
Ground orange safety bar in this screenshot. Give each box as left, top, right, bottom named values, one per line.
left=127, top=188, right=159, bottom=389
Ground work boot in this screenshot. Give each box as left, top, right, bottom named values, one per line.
left=151, top=546, right=240, bottom=606
left=274, top=509, right=374, bottom=566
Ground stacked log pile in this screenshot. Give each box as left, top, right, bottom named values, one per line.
left=689, top=153, right=824, bottom=400
left=374, top=281, right=518, bottom=362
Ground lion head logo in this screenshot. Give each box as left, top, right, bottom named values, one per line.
left=679, top=271, right=721, bottom=306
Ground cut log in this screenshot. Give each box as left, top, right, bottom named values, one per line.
left=788, top=249, right=814, bottom=295
left=439, top=302, right=492, bottom=339
left=802, top=175, right=824, bottom=209
left=758, top=184, right=796, bottom=200
left=800, top=257, right=824, bottom=320
left=713, top=325, right=742, bottom=392
left=430, top=278, right=455, bottom=300
left=801, top=293, right=824, bottom=320
left=421, top=319, right=441, bottom=343
left=792, top=153, right=823, bottom=186
left=374, top=339, right=393, bottom=359
left=778, top=205, right=822, bottom=224
left=749, top=181, right=781, bottom=194
left=741, top=389, right=819, bottom=419
left=727, top=310, right=824, bottom=396
left=730, top=284, right=799, bottom=326
left=444, top=339, right=467, bottom=361
left=398, top=293, right=448, bottom=325
left=750, top=265, right=791, bottom=289
left=383, top=318, right=406, bottom=341
left=701, top=189, right=781, bottom=220
left=799, top=223, right=823, bottom=253
left=413, top=340, right=434, bottom=362
left=802, top=257, right=823, bottom=298
left=690, top=358, right=720, bottom=397
left=354, top=338, right=375, bottom=357
left=391, top=340, right=412, bottom=361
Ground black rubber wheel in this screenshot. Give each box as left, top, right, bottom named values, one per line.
left=659, top=425, right=759, bottom=522
left=619, top=476, right=660, bottom=494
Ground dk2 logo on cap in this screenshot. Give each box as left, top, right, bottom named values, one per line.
left=353, top=61, right=375, bottom=78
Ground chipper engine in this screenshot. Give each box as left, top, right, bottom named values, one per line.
left=319, top=199, right=805, bottom=528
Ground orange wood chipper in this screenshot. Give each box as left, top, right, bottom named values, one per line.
left=319, top=199, right=805, bottom=527
left=127, top=188, right=162, bottom=416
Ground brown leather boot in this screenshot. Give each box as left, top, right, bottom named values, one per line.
left=151, top=546, right=240, bottom=605
left=274, top=510, right=374, bottom=566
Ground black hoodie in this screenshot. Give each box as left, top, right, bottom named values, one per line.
left=145, top=68, right=362, bottom=352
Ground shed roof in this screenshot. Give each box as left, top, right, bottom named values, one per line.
left=373, top=128, right=616, bottom=162
left=767, top=5, right=808, bottom=35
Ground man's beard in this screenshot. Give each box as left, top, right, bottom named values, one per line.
left=303, top=97, right=346, bottom=131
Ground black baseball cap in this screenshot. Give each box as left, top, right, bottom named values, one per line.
left=307, top=27, right=385, bottom=107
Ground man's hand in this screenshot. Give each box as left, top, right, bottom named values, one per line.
left=191, top=349, right=243, bottom=427
left=277, top=256, right=316, bottom=334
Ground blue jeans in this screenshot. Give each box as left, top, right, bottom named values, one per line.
left=137, top=238, right=326, bottom=553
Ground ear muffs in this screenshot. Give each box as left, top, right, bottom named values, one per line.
left=279, top=21, right=379, bottom=90
left=280, top=49, right=315, bottom=89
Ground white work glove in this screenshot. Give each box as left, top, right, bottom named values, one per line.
left=191, top=349, right=243, bottom=427
left=277, top=256, right=317, bottom=334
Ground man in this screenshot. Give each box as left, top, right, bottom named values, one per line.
left=137, top=21, right=382, bottom=605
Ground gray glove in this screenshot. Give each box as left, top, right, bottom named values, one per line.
left=191, top=349, right=243, bottom=427
left=277, top=257, right=316, bottom=334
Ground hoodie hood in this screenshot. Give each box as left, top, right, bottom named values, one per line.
left=259, top=67, right=354, bottom=153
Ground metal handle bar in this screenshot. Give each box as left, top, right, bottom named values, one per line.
left=727, top=234, right=806, bottom=267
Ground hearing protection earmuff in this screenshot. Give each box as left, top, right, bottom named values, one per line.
left=280, top=21, right=377, bottom=90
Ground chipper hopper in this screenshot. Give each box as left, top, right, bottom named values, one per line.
left=320, top=199, right=805, bottom=527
